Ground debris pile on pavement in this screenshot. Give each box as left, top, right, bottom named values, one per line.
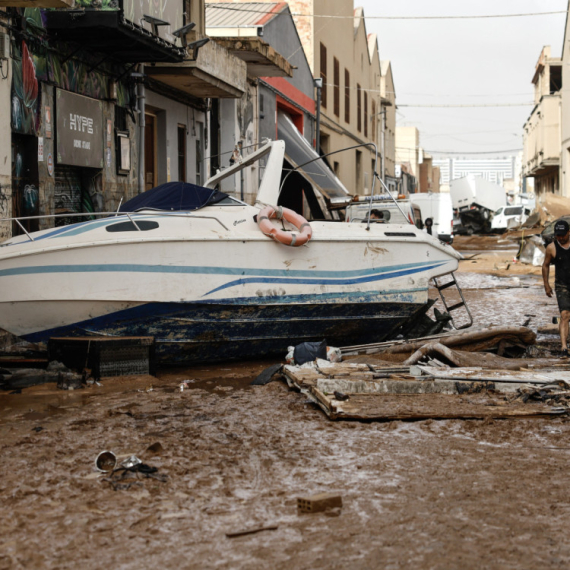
left=279, top=327, right=570, bottom=421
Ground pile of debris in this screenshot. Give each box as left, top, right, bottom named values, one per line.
left=277, top=326, right=570, bottom=421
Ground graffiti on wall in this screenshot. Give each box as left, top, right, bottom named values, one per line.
left=14, top=9, right=133, bottom=111
left=12, top=41, right=41, bottom=136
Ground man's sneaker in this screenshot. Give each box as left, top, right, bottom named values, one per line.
left=562, top=349, right=569, bottom=358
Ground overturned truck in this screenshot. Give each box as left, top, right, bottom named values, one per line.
left=450, top=176, right=506, bottom=234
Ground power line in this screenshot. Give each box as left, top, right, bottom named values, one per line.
left=395, top=146, right=522, bottom=155
left=207, top=4, right=567, bottom=21
left=399, top=103, right=533, bottom=108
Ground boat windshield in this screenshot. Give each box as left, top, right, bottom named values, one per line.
left=215, top=196, right=248, bottom=206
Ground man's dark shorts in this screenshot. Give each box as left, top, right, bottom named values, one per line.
left=556, top=285, right=570, bottom=312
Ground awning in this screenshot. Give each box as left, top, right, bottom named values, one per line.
left=277, top=111, right=350, bottom=203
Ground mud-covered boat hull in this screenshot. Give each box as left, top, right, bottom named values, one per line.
left=20, top=296, right=426, bottom=363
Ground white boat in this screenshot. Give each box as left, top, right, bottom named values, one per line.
left=0, top=141, right=461, bottom=363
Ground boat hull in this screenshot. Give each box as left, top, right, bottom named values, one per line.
left=18, top=296, right=425, bottom=363
left=0, top=209, right=461, bottom=363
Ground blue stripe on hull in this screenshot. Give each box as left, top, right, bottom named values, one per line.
left=23, top=299, right=426, bottom=364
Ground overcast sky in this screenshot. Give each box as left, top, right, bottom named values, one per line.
left=357, top=0, right=567, bottom=159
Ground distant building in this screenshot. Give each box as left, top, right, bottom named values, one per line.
left=396, top=127, right=421, bottom=179
left=433, top=157, right=516, bottom=186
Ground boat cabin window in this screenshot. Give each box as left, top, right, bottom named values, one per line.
left=106, top=221, right=159, bottom=232
left=216, top=196, right=247, bottom=206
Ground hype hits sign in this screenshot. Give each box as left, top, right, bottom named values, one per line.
left=56, top=89, right=104, bottom=169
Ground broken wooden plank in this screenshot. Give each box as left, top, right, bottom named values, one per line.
left=310, top=392, right=566, bottom=421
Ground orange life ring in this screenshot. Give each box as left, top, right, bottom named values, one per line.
left=257, top=205, right=313, bottom=247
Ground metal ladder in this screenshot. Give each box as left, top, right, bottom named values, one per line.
left=432, top=272, right=473, bottom=330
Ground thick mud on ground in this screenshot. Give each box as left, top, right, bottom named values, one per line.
left=1, top=250, right=568, bottom=569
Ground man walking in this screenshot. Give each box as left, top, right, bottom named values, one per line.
left=543, top=220, right=570, bottom=357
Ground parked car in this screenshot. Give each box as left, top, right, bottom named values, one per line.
left=491, top=205, right=530, bottom=233
left=541, top=215, right=570, bottom=246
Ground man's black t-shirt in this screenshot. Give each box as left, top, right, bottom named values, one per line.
left=554, top=240, right=570, bottom=288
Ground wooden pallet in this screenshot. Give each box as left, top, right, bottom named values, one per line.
left=282, top=361, right=567, bottom=421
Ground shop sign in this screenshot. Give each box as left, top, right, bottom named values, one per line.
left=47, top=153, right=54, bottom=177
left=38, top=137, right=44, bottom=162
left=56, top=89, right=103, bottom=169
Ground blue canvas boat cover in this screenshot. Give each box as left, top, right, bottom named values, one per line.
left=120, top=182, right=229, bottom=212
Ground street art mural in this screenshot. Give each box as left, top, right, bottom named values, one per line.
left=11, top=41, right=41, bottom=136
left=13, top=9, right=133, bottom=112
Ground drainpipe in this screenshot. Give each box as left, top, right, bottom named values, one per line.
left=137, top=64, right=145, bottom=195
left=381, top=108, right=386, bottom=184
left=314, top=78, right=322, bottom=154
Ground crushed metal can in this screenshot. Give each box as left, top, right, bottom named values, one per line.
left=120, top=455, right=142, bottom=469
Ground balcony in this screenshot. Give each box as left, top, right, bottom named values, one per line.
left=523, top=94, right=561, bottom=178
left=45, top=0, right=185, bottom=63
left=0, top=0, right=73, bottom=6
left=209, top=37, right=292, bottom=78
left=145, top=38, right=247, bottom=99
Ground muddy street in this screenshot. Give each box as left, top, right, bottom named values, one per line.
left=1, top=242, right=569, bottom=570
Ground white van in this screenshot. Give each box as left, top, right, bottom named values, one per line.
left=409, top=193, right=454, bottom=244
left=345, top=197, right=423, bottom=228
left=491, top=205, right=530, bottom=232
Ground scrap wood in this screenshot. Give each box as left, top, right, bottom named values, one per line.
left=403, top=343, right=558, bottom=371
left=341, top=326, right=536, bottom=356
left=418, top=366, right=570, bottom=385
left=226, top=525, right=278, bottom=538
left=306, top=392, right=566, bottom=421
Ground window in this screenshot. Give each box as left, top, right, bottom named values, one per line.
left=320, top=42, right=327, bottom=109
left=371, top=100, right=376, bottom=143
left=178, top=125, right=186, bottom=182
left=357, top=84, right=362, bottom=132
left=106, top=221, right=159, bottom=232
left=344, top=69, right=350, bottom=123
left=364, top=90, right=368, bottom=137
left=333, top=57, right=340, bottom=117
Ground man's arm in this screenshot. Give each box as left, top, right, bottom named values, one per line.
left=543, top=243, right=555, bottom=297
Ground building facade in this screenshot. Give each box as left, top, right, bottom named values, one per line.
left=0, top=1, right=246, bottom=241
left=522, top=46, right=562, bottom=197
left=225, top=0, right=388, bottom=197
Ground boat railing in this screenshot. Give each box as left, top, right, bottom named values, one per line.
left=0, top=210, right=230, bottom=243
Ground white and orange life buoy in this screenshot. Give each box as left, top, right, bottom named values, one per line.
left=257, top=205, right=312, bottom=247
